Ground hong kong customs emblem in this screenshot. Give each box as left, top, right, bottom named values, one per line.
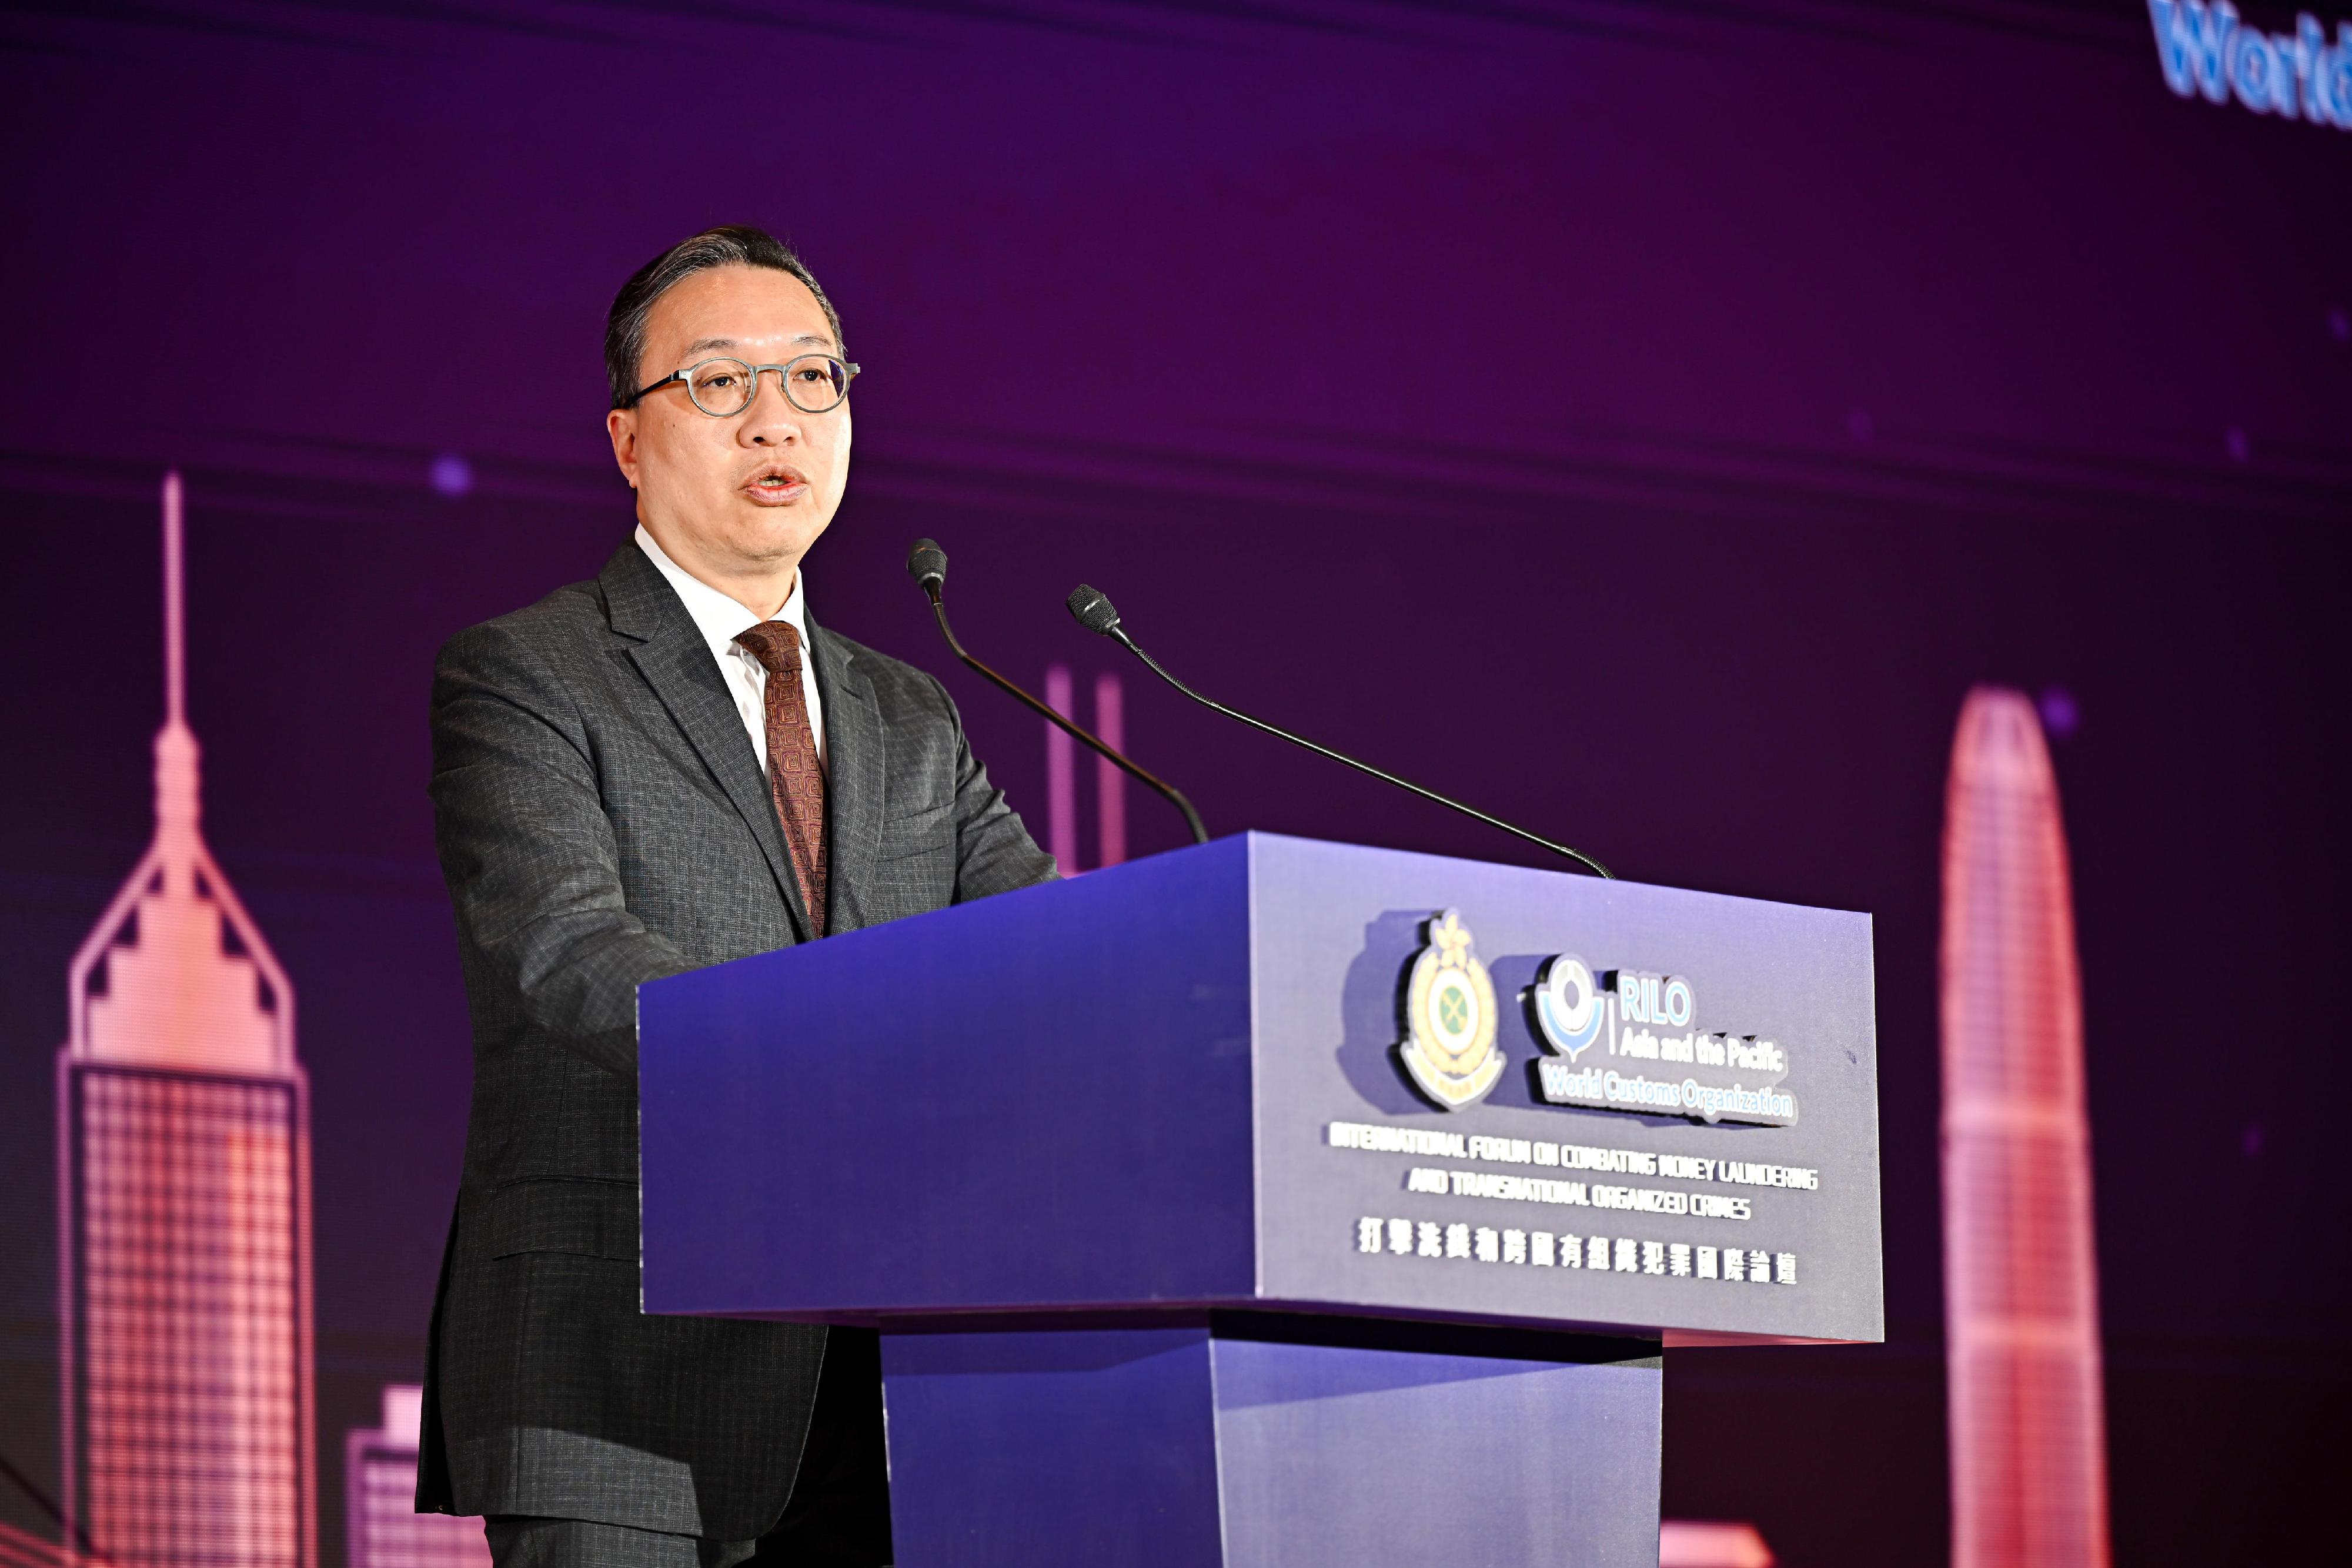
left=1397, top=909, right=1502, bottom=1110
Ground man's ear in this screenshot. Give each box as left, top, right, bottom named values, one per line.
left=607, top=407, right=640, bottom=492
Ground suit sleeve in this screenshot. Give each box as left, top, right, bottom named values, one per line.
left=934, top=675, right=1060, bottom=901
left=429, top=620, right=693, bottom=1077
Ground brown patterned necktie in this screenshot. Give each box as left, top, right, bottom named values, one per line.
left=732, top=621, right=827, bottom=937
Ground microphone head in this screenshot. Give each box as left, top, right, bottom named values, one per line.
left=906, top=538, right=948, bottom=596
left=1067, top=584, right=1122, bottom=636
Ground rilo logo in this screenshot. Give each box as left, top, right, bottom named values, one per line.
left=1529, top=958, right=1798, bottom=1127
left=2149, top=2, right=2352, bottom=127
left=1396, top=910, right=1503, bottom=1111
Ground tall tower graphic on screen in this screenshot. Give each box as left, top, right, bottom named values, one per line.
left=1939, top=687, right=2109, bottom=1568
left=56, top=473, right=318, bottom=1568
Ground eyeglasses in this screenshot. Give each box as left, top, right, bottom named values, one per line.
left=629, top=355, right=860, bottom=416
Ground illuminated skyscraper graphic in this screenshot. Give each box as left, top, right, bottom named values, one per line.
left=0, top=1519, right=76, bottom=1568
left=1939, top=687, right=2109, bottom=1568
left=345, top=1386, right=490, bottom=1568
left=1042, top=666, right=1128, bottom=873
left=56, top=473, right=317, bottom=1568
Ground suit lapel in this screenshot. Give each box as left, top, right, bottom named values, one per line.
left=809, top=615, right=883, bottom=933
left=600, top=544, right=813, bottom=943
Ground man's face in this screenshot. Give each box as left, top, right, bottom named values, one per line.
left=607, top=263, right=850, bottom=583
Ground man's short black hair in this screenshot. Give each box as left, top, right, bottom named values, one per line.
left=604, top=225, right=845, bottom=410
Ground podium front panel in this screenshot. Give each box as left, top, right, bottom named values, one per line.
left=1245, top=834, right=1881, bottom=1346
left=640, top=833, right=1881, bottom=1346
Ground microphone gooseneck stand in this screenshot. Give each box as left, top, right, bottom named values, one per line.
left=1065, top=584, right=1611, bottom=879
left=906, top=541, right=1208, bottom=847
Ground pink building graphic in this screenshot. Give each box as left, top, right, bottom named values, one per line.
left=56, top=473, right=318, bottom=1567
left=1042, top=666, right=1128, bottom=873
left=345, top=1386, right=489, bottom=1568
left=0, top=1519, right=76, bottom=1568
left=1938, top=687, right=2109, bottom=1567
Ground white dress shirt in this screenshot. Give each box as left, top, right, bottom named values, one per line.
left=634, top=523, right=826, bottom=774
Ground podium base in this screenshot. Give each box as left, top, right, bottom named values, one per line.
left=879, top=1314, right=1662, bottom=1568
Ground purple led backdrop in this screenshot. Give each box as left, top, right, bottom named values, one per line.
left=0, top=2, right=2344, bottom=1564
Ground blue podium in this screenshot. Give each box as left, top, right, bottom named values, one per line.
left=640, top=834, right=1881, bottom=1566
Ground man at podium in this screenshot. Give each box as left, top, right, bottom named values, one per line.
left=417, top=225, right=1055, bottom=1567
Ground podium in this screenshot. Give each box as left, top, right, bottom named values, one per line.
left=639, top=833, right=1881, bottom=1566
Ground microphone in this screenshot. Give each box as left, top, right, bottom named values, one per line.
left=904, top=541, right=1208, bottom=847
left=1065, top=584, right=1612, bottom=878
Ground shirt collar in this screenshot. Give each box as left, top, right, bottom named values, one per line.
left=634, top=522, right=810, bottom=662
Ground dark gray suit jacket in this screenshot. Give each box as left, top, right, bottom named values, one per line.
left=416, top=540, right=1054, bottom=1539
